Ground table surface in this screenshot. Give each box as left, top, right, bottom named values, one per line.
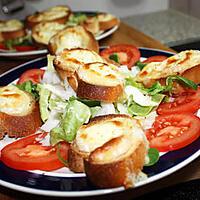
left=0, top=22, right=199, bottom=200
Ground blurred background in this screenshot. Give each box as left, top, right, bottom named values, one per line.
left=1, top=0, right=200, bottom=50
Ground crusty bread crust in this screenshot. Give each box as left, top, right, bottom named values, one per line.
left=68, top=143, right=89, bottom=173
left=81, top=16, right=100, bottom=36
left=48, top=26, right=99, bottom=55
left=26, top=15, right=69, bottom=29
left=136, top=50, right=200, bottom=87
left=1, top=28, right=26, bottom=41
left=76, top=76, right=123, bottom=102
left=25, top=5, right=71, bottom=29
left=97, top=13, right=120, bottom=31
left=182, top=64, right=200, bottom=84
left=0, top=102, right=42, bottom=139
left=140, top=63, right=200, bottom=89
left=68, top=114, right=143, bottom=174
left=84, top=137, right=146, bottom=188
left=32, top=22, right=66, bottom=45
left=54, top=48, right=107, bottom=91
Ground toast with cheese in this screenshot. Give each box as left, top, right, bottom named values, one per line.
left=32, top=22, right=66, bottom=45
left=85, top=133, right=146, bottom=188
left=0, top=85, right=42, bottom=139
left=26, top=5, right=71, bottom=29
left=68, top=114, right=147, bottom=188
left=136, top=50, right=200, bottom=87
left=48, top=26, right=99, bottom=55
left=97, top=13, right=120, bottom=31
left=54, top=48, right=105, bottom=90
left=81, top=16, right=100, bottom=36
left=76, top=62, right=124, bottom=102
left=0, top=20, right=25, bottom=41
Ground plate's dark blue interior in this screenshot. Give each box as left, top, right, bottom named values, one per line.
left=0, top=48, right=199, bottom=193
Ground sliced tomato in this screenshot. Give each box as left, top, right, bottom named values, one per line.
left=0, top=43, right=8, bottom=50
left=17, top=69, right=45, bottom=84
left=100, top=44, right=141, bottom=69
left=1, top=132, right=69, bottom=171
left=14, top=45, right=37, bottom=52
left=145, top=114, right=200, bottom=152
left=142, top=55, right=167, bottom=63
left=157, top=87, right=200, bottom=115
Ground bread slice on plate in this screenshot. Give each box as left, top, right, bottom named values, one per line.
left=32, top=21, right=66, bottom=46
left=81, top=16, right=100, bottom=36
left=85, top=133, right=146, bottom=188
left=0, top=85, right=42, bottom=139
left=97, top=13, right=120, bottom=31
left=0, top=19, right=26, bottom=42
left=25, top=5, right=71, bottom=29
left=54, top=48, right=105, bottom=90
left=76, top=62, right=124, bottom=102
left=68, top=114, right=148, bottom=189
left=48, top=25, right=99, bottom=55
left=136, top=50, right=200, bottom=87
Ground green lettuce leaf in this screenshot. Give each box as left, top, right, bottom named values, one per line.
left=145, top=148, right=160, bottom=166
left=50, top=100, right=91, bottom=145
left=39, top=86, right=51, bottom=122
left=15, top=81, right=39, bottom=100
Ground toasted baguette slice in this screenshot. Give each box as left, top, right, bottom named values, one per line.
left=54, top=48, right=105, bottom=90
left=81, top=16, right=100, bottom=36
left=68, top=114, right=147, bottom=173
left=76, top=62, right=123, bottom=102
left=0, top=85, right=41, bottom=139
left=97, top=13, right=120, bottom=31
left=26, top=5, right=71, bottom=29
left=0, top=19, right=25, bottom=41
left=48, top=26, right=99, bottom=55
left=136, top=50, right=200, bottom=87
left=85, top=133, right=146, bottom=188
left=32, top=22, right=66, bottom=45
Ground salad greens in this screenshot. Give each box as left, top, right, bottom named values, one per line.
left=50, top=99, right=91, bottom=145
left=109, top=54, right=119, bottom=63
left=14, top=53, right=198, bottom=170
left=67, top=13, right=87, bottom=26
left=15, top=81, right=39, bottom=100
left=4, top=34, right=33, bottom=50
left=145, top=148, right=160, bottom=166
left=38, top=85, right=51, bottom=122
left=165, top=75, right=198, bottom=91
left=135, top=61, right=147, bottom=70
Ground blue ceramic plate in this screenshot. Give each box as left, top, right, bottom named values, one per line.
left=0, top=48, right=199, bottom=197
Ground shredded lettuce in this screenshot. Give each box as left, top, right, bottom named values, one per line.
left=126, top=75, right=198, bottom=96
left=50, top=100, right=91, bottom=145
left=128, top=102, right=153, bottom=116
left=4, top=34, right=33, bottom=50
left=69, top=96, right=101, bottom=107
left=15, top=81, right=39, bottom=100
left=135, top=61, right=147, bottom=70
left=67, top=13, right=87, bottom=26
left=38, top=85, right=51, bottom=122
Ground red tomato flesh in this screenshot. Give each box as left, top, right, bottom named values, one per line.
left=145, top=114, right=200, bottom=152
left=17, top=69, right=45, bottom=84
left=1, top=132, right=69, bottom=171
left=142, top=55, right=168, bottom=63
left=14, top=45, right=37, bottom=52
left=100, top=44, right=141, bottom=69
left=157, top=88, right=200, bottom=115
left=0, top=43, right=8, bottom=50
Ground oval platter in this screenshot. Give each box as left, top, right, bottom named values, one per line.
left=0, top=47, right=199, bottom=197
